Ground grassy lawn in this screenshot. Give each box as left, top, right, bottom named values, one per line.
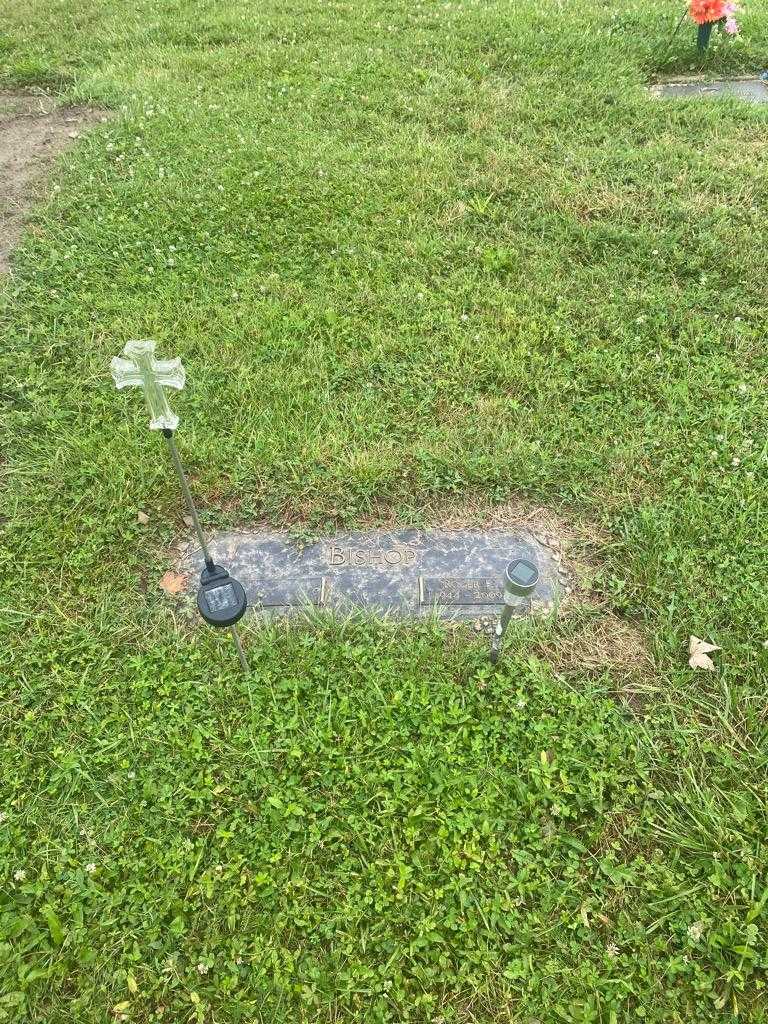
left=2, top=0, right=768, bottom=1020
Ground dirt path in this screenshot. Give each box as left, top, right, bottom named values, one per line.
left=0, top=91, right=107, bottom=273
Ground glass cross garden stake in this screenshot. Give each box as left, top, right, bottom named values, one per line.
left=110, top=338, right=249, bottom=672
left=110, top=338, right=186, bottom=431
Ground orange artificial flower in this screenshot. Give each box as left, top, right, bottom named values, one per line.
left=689, top=0, right=727, bottom=24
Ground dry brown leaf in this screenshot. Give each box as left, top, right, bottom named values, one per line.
left=183, top=515, right=194, bottom=527
left=137, top=510, right=150, bottom=525
left=159, top=570, right=188, bottom=595
left=688, top=635, right=721, bottom=672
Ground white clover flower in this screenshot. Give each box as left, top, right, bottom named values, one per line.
left=196, top=963, right=209, bottom=975
left=688, top=921, right=705, bottom=941
left=13, top=869, right=26, bottom=882
left=606, top=943, right=619, bottom=957
left=0, top=811, right=7, bottom=823
left=85, top=863, right=97, bottom=874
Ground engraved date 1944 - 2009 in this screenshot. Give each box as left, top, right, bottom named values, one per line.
left=325, top=545, right=417, bottom=569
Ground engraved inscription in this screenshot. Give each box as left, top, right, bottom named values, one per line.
left=326, top=545, right=417, bottom=569
left=251, top=577, right=325, bottom=607
left=421, top=577, right=505, bottom=606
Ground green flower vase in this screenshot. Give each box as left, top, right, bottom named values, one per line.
left=697, top=18, right=724, bottom=51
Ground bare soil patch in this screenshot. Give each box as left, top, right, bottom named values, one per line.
left=0, top=90, right=107, bottom=272
left=421, top=498, right=655, bottom=690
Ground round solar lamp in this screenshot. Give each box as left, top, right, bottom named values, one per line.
left=491, top=557, right=540, bottom=665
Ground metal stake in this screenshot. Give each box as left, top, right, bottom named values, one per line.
left=490, top=602, right=516, bottom=665
left=162, top=428, right=249, bottom=673
left=163, top=429, right=214, bottom=571
left=230, top=625, right=249, bottom=673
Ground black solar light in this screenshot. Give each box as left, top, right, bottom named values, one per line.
left=111, top=339, right=249, bottom=672
left=198, top=564, right=247, bottom=628
left=490, top=557, right=539, bottom=664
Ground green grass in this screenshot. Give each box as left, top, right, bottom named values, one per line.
left=1, top=0, right=768, bottom=1020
